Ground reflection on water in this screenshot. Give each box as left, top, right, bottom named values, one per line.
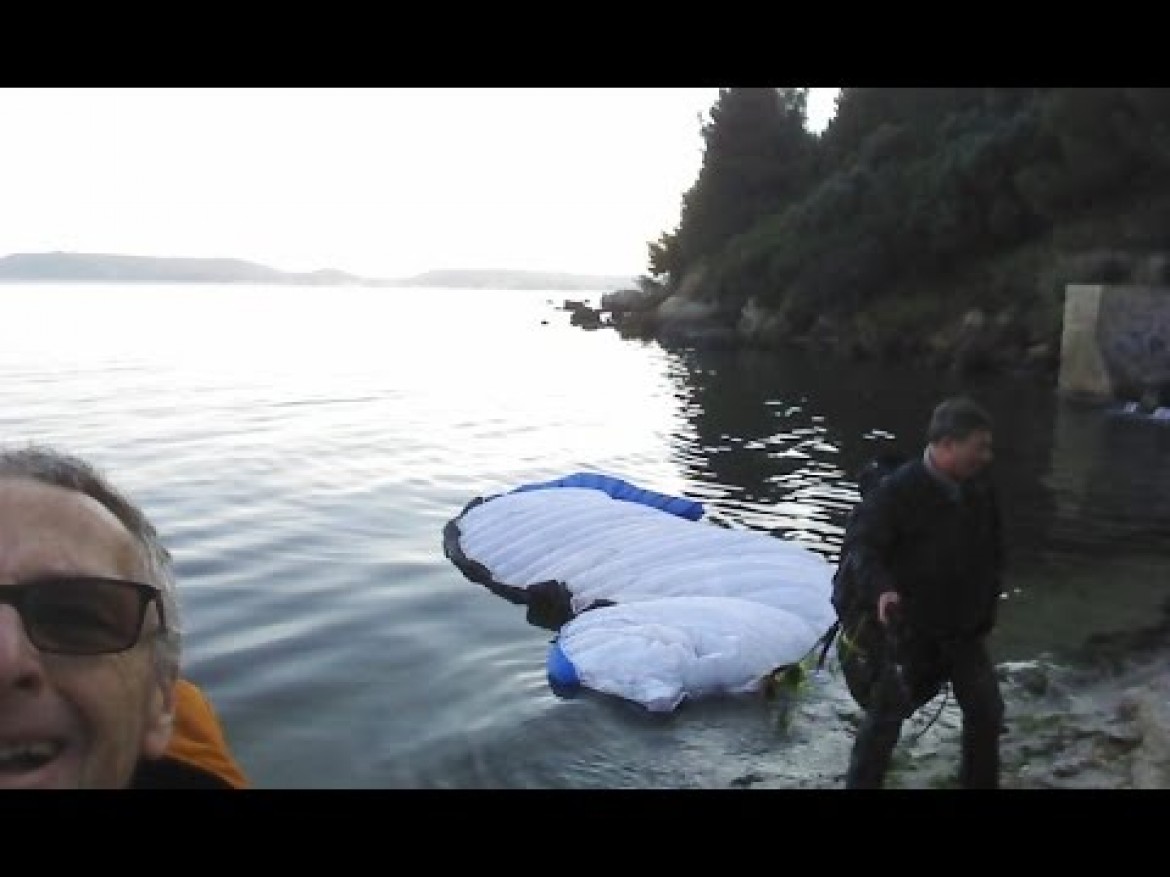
left=661, top=346, right=1043, bottom=558
left=660, top=345, right=1170, bottom=663
left=0, top=284, right=1165, bottom=788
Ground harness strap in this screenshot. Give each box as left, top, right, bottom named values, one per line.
left=814, top=620, right=841, bottom=671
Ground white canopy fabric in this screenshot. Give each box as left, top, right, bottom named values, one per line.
left=451, top=482, right=838, bottom=712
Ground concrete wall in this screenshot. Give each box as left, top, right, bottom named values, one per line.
left=1058, top=284, right=1170, bottom=404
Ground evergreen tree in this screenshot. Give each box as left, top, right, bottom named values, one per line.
left=651, top=88, right=815, bottom=283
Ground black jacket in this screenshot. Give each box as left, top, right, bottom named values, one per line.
left=847, top=457, right=1004, bottom=640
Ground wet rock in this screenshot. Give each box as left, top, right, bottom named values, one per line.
left=1052, top=757, right=1085, bottom=778
left=1131, top=690, right=1170, bottom=788
left=568, top=305, right=602, bottom=329
left=1116, top=689, right=1144, bottom=721
left=1000, top=660, right=1051, bottom=697
left=1100, top=726, right=1143, bottom=753
left=729, top=771, right=765, bottom=788
left=835, top=706, right=860, bottom=722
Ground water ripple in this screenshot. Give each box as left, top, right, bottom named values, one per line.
left=1, top=285, right=1163, bottom=788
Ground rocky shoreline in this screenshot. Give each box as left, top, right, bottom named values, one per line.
left=561, top=281, right=1059, bottom=382
left=738, top=612, right=1170, bottom=790
left=567, top=250, right=1170, bottom=398
left=883, top=649, right=1169, bottom=789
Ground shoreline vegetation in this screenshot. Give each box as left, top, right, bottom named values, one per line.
left=591, top=88, right=1170, bottom=407
left=0, top=252, right=636, bottom=293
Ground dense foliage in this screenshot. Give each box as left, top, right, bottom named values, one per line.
left=648, top=88, right=1170, bottom=342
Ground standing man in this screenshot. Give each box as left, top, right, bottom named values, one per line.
left=0, top=445, right=248, bottom=788
left=844, top=396, right=1005, bottom=789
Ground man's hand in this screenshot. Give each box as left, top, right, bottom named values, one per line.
left=877, top=591, right=901, bottom=626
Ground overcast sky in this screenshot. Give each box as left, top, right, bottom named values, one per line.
left=0, top=88, right=839, bottom=280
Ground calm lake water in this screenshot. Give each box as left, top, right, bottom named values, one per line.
left=1, top=284, right=1167, bottom=788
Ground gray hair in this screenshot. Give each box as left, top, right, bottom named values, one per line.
left=0, top=445, right=181, bottom=677
left=926, top=396, right=994, bottom=444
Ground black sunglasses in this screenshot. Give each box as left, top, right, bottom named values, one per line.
left=0, top=576, right=167, bottom=656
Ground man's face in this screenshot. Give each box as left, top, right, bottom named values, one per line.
left=0, top=478, right=175, bottom=789
left=943, top=428, right=994, bottom=481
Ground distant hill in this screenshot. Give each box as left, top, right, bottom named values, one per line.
left=392, top=269, right=638, bottom=291
left=0, top=252, right=373, bottom=286
left=0, top=252, right=638, bottom=291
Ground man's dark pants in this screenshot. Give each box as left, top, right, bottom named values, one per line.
left=845, top=634, right=1003, bottom=789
